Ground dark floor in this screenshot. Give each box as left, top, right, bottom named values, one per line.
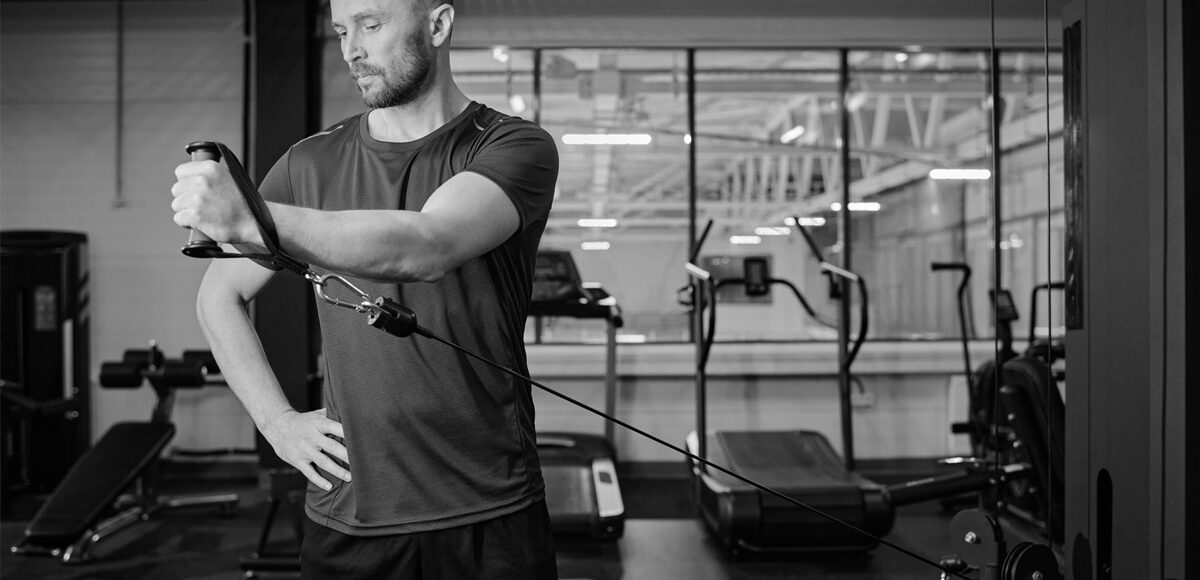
left=1, top=462, right=972, bottom=580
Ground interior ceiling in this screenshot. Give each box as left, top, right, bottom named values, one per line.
left=446, top=48, right=1063, bottom=243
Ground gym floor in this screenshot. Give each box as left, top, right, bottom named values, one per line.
left=0, top=462, right=965, bottom=580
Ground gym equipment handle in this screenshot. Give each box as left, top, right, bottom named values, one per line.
left=931, top=261, right=970, bottom=273
left=181, top=141, right=224, bottom=258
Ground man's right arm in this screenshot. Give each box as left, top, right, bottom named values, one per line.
left=196, top=256, right=351, bottom=490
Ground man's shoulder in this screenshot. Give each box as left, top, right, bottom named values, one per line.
left=292, top=114, right=361, bottom=152
left=471, top=105, right=551, bottom=143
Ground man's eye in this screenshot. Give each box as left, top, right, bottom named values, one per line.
left=364, top=22, right=381, bottom=31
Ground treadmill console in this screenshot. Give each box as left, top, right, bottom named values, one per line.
left=532, top=250, right=588, bottom=304
left=530, top=250, right=620, bottom=323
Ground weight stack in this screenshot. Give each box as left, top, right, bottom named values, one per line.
left=0, top=231, right=91, bottom=513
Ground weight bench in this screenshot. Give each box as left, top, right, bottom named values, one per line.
left=9, top=345, right=240, bottom=564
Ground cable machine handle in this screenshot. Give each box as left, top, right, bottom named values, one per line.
left=181, top=141, right=224, bottom=258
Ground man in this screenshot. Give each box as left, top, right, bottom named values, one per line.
left=169, top=0, right=559, bottom=577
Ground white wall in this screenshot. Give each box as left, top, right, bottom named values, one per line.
left=0, top=1, right=251, bottom=451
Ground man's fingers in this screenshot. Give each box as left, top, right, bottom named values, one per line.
left=311, top=452, right=351, bottom=484
left=325, top=418, right=346, bottom=440
left=317, top=434, right=350, bottom=464
left=296, top=462, right=333, bottom=491
left=174, top=159, right=220, bottom=181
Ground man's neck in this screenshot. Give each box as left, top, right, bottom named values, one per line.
left=367, top=85, right=471, bottom=143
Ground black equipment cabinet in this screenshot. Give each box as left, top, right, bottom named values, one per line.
left=1, top=231, right=91, bottom=510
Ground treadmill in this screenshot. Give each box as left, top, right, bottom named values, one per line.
left=529, top=249, right=625, bottom=540
left=684, top=243, right=893, bottom=554
left=684, top=223, right=1006, bottom=555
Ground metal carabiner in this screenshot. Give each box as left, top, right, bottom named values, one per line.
left=306, top=272, right=375, bottom=313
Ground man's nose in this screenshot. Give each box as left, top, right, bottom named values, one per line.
left=342, top=32, right=364, bottom=64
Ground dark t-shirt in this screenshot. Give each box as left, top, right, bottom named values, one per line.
left=256, top=102, right=558, bottom=536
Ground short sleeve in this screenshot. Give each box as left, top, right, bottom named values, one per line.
left=462, top=119, right=559, bottom=233
left=232, top=148, right=294, bottom=268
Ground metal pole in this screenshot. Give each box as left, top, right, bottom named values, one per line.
left=605, top=318, right=617, bottom=443
left=687, top=49, right=705, bottom=465
left=838, top=49, right=856, bottom=471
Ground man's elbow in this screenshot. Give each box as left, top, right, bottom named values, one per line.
left=195, top=273, right=248, bottom=325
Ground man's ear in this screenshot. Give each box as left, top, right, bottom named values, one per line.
left=430, top=4, right=454, bottom=47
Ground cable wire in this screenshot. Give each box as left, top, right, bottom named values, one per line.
left=416, top=328, right=972, bottom=579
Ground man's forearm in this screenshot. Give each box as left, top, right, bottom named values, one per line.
left=196, top=278, right=296, bottom=434
left=266, top=201, right=446, bottom=283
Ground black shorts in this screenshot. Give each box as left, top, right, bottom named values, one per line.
left=300, top=499, right=558, bottom=580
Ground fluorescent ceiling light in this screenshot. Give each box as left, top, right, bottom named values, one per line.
left=779, top=125, right=806, bottom=144
left=830, top=202, right=882, bottom=212
left=508, top=94, right=526, bottom=113
left=581, top=241, right=611, bottom=251
left=784, top=216, right=827, bottom=227
left=578, top=218, right=618, bottom=228
left=755, top=226, right=791, bottom=236
left=730, top=235, right=762, bottom=245
left=562, top=133, right=653, bottom=146
left=616, top=334, right=647, bottom=344
left=929, top=168, right=992, bottom=180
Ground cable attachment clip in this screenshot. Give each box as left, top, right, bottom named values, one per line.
left=307, top=272, right=375, bottom=313
left=366, top=297, right=423, bottom=338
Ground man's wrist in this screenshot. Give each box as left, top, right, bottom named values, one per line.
left=260, top=407, right=297, bottom=439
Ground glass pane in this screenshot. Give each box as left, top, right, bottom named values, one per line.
left=847, top=49, right=992, bottom=340
left=534, top=49, right=691, bottom=344
left=694, top=50, right=842, bottom=341
left=997, top=51, right=1064, bottom=346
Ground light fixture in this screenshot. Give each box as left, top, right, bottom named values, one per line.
left=784, top=216, right=827, bottom=227
left=684, top=134, right=693, bottom=145
left=578, top=218, right=618, bottom=228
left=754, top=227, right=791, bottom=236
left=508, top=94, right=526, bottom=114
left=730, top=235, right=762, bottom=245
left=999, top=234, right=1025, bottom=251
left=561, top=134, right=653, bottom=146
left=779, top=125, right=806, bottom=144
left=616, top=334, right=647, bottom=344
left=894, top=52, right=910, bottom=63
left=581, top=241, right=611, bottom=251
left=846, top=91, right=869, bottom=112
left=491, top=46, right=510, bottom=63
left=929, top=168, right=992, bottom=180
left=830, top=202, right=882, bottom=212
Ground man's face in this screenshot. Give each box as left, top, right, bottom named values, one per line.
left=331, top=0, right=435, bottom=109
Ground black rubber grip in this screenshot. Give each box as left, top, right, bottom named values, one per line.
left=154, top=361, right=206, bottom=388
left=122, top=348, right=164, bottom=370
left=182, top=349, right=220, bottom=375
left=100, top=362, right=145, bottom=388
left=931, top=262, right=968, bottom=271
left=182, top=141, right=224, bottom=257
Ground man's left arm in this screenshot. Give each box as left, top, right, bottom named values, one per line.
left=266, top=172, right=519, bottom=283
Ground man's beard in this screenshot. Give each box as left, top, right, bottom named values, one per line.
left=351, top=34, right=433, bottom=109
